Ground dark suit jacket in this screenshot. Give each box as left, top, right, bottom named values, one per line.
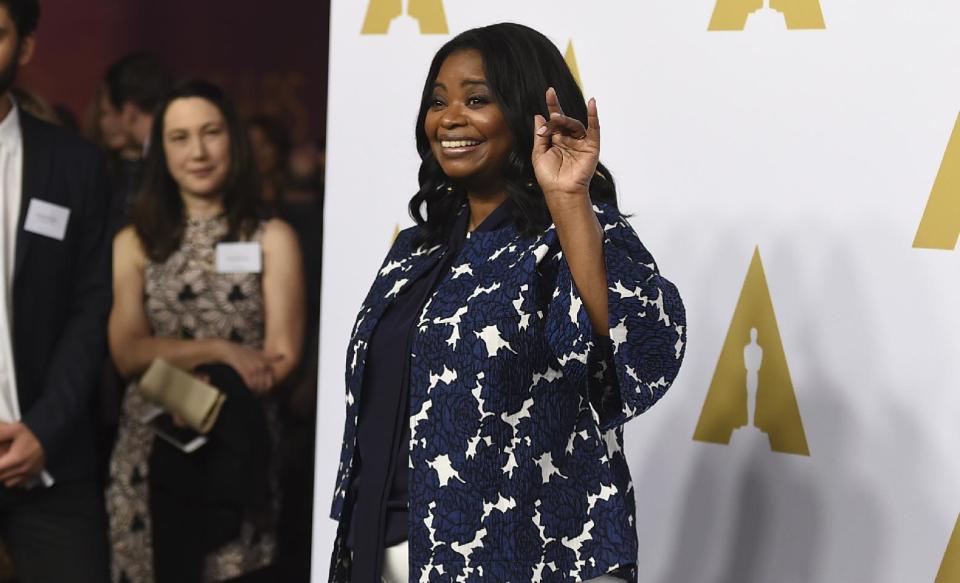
left=13, top=111, right=111, bottom=482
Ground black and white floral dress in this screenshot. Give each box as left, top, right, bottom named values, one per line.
left=106, top=215, right=279, bottom=582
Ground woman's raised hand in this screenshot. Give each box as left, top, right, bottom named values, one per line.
left=532, top=87, right=600, bottom=204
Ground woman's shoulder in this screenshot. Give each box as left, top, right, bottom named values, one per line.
left=260, top=217, right=298, bottom=242
left=114, top=224, right=139, bottom=245
left=390, top=225, right=432, bottom=256
left=395, top=225, right=421, bottom=245
left=257, top=218, right=302, bottom=265
left=113, top=225, right=148, bottom=268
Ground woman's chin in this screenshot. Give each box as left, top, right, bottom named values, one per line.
left=183, top=184, right=225, bottom=199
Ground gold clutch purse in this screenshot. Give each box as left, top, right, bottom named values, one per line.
left=137, top=358, right=226, bottom=434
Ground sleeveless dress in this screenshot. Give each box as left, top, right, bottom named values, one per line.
left=106, top=216, right=280, bottom=582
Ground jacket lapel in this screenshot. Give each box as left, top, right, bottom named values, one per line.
left=344, top=242, right=445, bottom=417
left=14, top=113, right=54, bottom=284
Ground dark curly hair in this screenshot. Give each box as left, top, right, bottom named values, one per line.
left=133, top=79, right=262, bottom=262
left=410, top=22, right=618, bottom=247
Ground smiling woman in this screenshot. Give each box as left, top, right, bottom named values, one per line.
left=423, top=49, right=515, bottom=211
left=328, top=22, right=686, bottom=583
left=106, top=80, right=306, bottom=582
left=161, top=97, right=232, bottom=200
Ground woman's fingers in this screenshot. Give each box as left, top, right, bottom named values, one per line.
left=545, top=87, right=589, bottom=138
left=586, top=97, right=600, bottom=146
left=533, top=114, right=550, bottom=157
left=541, top=88, right=599, bottom=143
left=230, top=347, right=280, bottom=392
left=246, top=362, right=274, bottom=393
left=545, top=114, right=587, bottom=140
left=545, top=86, right=564, bottom=117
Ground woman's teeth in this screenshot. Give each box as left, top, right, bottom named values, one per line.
left=442, top=140, right=481, bottom=148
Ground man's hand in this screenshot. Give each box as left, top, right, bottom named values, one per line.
left=0, top=422, right=46, bottom=487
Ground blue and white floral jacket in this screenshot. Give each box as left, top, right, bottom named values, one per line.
left=329, top=202, right=686, bottom=582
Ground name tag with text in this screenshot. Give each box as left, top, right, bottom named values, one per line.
left=215, top=242, right=262, bottom=273
left=24, top=199, right=70, bottom=241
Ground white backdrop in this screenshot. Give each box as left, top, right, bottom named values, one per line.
left=313, top=1, right=960, bottom=581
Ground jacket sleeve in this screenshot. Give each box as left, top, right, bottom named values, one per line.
left=544, top=202, right=686, bottom=431
left=22, top=150, right=112, bottom=459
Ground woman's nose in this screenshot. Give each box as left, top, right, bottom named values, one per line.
left=440, top=102, right=467, bottom=128
left=188, top=135, right=208, bottom=159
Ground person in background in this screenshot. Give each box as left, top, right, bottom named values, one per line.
left=246, top=114, right=290, bottom=208
left=89, top=84, right=138, bottom=158
left=103, top=51, right=172, bottom=226
left=276, top=138, right=325, bottom=582
left=246, top=114, right=321, bottom=581
left=106, top=79, right=305, bottom=583
left=0, top=0, right=112, bottom=581
left=85, top=82, right=148, bottom=493
left=279, top=140, right=323, bottom=322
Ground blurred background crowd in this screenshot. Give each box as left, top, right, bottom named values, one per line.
left=0, top=1, right=332, bottom=581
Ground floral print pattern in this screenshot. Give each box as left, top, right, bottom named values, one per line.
left=329, top=203, right=686, bottom=582
left=107, top=216, right=278, bottom=583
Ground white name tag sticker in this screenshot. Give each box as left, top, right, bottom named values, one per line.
left=24, top=199, right=70, bottom=241
left=215, top=242, right=262, bottom=273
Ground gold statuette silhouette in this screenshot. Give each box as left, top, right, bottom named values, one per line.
left=709, top=0, right=825, bottom=30
left=361, top=0, right=448, bottom=35
left=564, top=40, right=583, bottom=91
left=936, top=514, right=960, bottom=583
left=693, top=247, right=810, bottom=455
left=915, top=114, right=960, bottom=250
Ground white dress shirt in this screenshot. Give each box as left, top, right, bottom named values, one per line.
left=0, top=95, right=23, bottom=426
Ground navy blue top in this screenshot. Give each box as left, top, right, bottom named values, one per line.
left=346, top=200, right=514, bottom=581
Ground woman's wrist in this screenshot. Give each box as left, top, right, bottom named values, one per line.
left=548, top=193, right=601, bottom=236
left=204, top=338, right=229, bottom=364
left=543, top=188, right=591, bottom=214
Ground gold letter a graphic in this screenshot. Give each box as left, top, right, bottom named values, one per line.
left=708, top=0, right=825, bottom=30
left=936, top=514, right=960, bottom=583
left=361, top=0, right=448, bottom=35
left=564, top=40, right=583, bottom=91
left=693, top=247, right=810, bottom=455
left=914, top=113, right=960, bottom=250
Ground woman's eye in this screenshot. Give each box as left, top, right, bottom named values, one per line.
left=467, top=96, right=489, bottom=106
left=429, top=97, right=445, bottom=108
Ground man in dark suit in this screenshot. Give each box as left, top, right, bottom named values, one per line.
left=0, top=1, right=111, bottom=580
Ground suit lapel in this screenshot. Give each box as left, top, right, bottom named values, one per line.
left=14, top=112, right=54, bottom=284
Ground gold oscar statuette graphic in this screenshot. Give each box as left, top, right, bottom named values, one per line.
left=914, top=113, right=960, bottom=251
left=936, top=514, right=960, bottom=583
left=564, top=40, right=583, bottom=90
left=709, top=0, right=825, bottom=30
left=362, top=0, right=448, bottom=35
left=693, top=247, right=810, bottom=455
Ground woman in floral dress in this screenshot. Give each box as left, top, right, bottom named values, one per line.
left=106, top=80, right=305, bottom=582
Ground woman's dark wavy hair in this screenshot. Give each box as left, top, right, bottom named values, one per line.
left=133, top=79, right=262, bottom=262
left=410, top=22, right=618, bottom=246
